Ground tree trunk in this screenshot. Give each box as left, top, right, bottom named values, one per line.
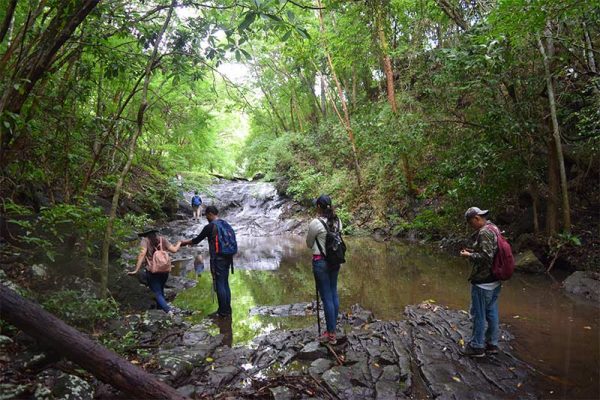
left=537, top=25, right=571, bottom=232
left=319, top=71, right=327, bottom=117
left=0, top=0, right=18, bottom=44
left=546, top=140, right=560, bottom=234
left=317, top=0, right=362, bottom=187
left=351, top=66, right=357, bottom=109
left=582, top=21, right=600, bottom=93
left=79, top=72, right=145, bottom=197
left=374, top=3, right=416, bottom=195
left=528, top=184, right=540, bottom=234
left=435, top=0, right=467, bottom=31
left=99, top=0, right=176, bottom=296
left=0, top=0, right=100, bottom=166
left=377, top=29, right=397, bottom=112
left=0, top=284, right=188, bottom=400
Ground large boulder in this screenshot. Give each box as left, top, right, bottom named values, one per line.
left=563, top=271, right=600, bottom=302
left=177, top=200, right=193, bottom=218
left=514, top=250, right=545, bottom=273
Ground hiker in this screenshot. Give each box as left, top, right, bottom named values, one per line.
left=181, top=205, right=237, bottom=318
left=306, top=194, right=345, bottom=345
left=459, top=207, right=502, bottom=357
left=128, top=227, right=181, bottom=315
left=191, top=191, right=203, bottom=221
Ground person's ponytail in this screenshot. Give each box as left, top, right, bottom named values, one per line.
left=323, top=206, right=339, bottom=231
left=148, top=232, right=160, bottom=251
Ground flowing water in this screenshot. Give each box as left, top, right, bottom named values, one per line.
left=168, top=180, right=599, bottom=399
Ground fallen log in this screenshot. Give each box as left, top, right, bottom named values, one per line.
left=0, top=283, right=188, bottom=400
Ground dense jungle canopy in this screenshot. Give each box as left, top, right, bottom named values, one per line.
left=0, top=0, right=599, bottom=282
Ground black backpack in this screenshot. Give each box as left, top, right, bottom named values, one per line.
left=315, top=218, right=346, bottom=265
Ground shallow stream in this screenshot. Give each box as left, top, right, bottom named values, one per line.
left=168, top=181, right=598, bottom=399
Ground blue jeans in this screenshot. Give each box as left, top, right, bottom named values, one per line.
left=146, top=270, right=170, bottom=312
left=470, top=285, right=501, bottom=348
left=213, top=256, right=232, bottom=315
left=313, top=259, right=340, bottom=334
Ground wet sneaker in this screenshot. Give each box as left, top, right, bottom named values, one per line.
left=485, top=344, right=499, bottom=354
left=461, top=344, right=485, bottom=358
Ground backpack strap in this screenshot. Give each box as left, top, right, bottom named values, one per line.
left=315, top=218, right=329, bottom=257
left=318, top=217, right=341, bottom=233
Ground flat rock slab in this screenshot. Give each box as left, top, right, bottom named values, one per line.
left=172, top=302, right=540, bottom=399
left=249, top=302, right=316, bottom=317
left=405, top=302, right=536, bottom=399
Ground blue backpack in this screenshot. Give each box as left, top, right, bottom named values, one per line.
left=213, top=219, right=237, bottom=257
left=191, top=195, right=202, bottom=207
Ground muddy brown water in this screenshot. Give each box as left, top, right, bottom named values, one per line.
left=172, top=235, right=599, bottom=400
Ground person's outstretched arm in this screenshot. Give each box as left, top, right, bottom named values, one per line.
left=163, top=237, right=181, bottom=253
left=128, top=245, right=147, bottom=275
left=181, top=224, right=212, bottom=246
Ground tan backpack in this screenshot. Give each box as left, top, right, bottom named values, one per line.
left=147, top=239, right=172, bottom=273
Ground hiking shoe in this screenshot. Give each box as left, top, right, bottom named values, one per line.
left=461, top=344, right=485, bottom=358
left=485, top=344, right=499, bottom=354
left=318, top=332, right=337, bottom=345
left=318, top=332, right=330, bottom=343
left=208, top=311, right=231, bottom=318
left=328, top=333, right=337, bottom=345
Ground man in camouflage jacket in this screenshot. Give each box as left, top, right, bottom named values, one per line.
left=459, top=207, right=501, bottom=357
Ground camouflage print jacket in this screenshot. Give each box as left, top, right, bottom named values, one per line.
left=468, top=221, right=499, bottom=284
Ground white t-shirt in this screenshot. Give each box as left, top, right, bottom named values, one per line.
left=475, top=281, right=501, bottom=290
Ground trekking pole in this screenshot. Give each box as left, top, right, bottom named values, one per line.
left=315, top=281, right=321, bottom=335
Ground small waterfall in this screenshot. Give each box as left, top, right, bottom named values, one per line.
left=166, top=180, right=309, bottom=273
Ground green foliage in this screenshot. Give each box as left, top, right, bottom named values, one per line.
left=101, top=330, right=139, bottom=356
left=42, top=290, right=119, bottom=330
left=238, top=0, right=599, bottom=239
left=557, top=233, right=582, bottom=247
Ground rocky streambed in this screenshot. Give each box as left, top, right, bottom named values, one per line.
left=96, top=302, right=540, bottom=399
left=2, top=179, right=597, bottom=399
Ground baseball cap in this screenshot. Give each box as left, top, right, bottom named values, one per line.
left=464, top=207, right=489, bottom=220
left=313, top=194, right=332, bottom=208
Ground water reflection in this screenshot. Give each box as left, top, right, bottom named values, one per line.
left=174, top=235, right=599, bottom=399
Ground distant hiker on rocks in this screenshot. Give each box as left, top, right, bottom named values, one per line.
left=459, top=207, right=509, bottom=357
left=181, top=206, right=237, bottom=318
left=128, top=227, right=181, bottom=315
left=306, top=195, right=346, bottom=345
left=191, top=191, right=203, bottom=221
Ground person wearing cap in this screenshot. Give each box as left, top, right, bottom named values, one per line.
left=128, top=227, right=181, bottom=314
left=306, top=194, right=343, bottom=345
left=459, top=207, right=501, bottom=357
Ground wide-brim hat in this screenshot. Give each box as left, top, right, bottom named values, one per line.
left=138, top=226, right=159, bottom=237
